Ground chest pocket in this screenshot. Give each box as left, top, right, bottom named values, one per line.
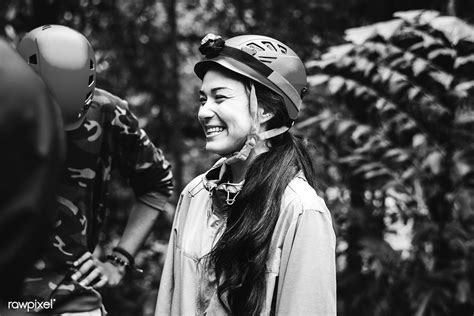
left=174, top=192, right=226, bottom=261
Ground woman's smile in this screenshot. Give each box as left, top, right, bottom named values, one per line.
left=204, top=125, right=226, bottom=137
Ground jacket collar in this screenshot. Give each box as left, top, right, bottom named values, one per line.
left=199, top=159, right=244, bottom=211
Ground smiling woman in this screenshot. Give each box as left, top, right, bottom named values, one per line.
left=198, top=66, right=253, bottom=157
left=155, top=34, right=337, bottom=316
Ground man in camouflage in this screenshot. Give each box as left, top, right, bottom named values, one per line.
left=17, top=25, right=173, bottom=315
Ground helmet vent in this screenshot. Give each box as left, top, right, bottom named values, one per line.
left=277, top=45, right=287, bottom=54
left=88, top=75, right=94, bottom=86
left=42, top=25, right=51, bottom=30
left=28, top=54, right=38, bottom=65
left=262, top=41, right=277, bottom=52
left=257, top=56, right=277, bottom=64
left=247, top=43, right=264, bottom=52
left=85, top=91, right=93, bottom=103
left=90, top=59, right=94, bottom=70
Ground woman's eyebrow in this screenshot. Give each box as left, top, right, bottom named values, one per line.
left=199, top=87, right=233, bottom=95
left=212, top=87, right=233, bottom=93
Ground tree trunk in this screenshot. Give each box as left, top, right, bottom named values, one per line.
left=447, top=0, right=457, bottom=16
left=165, top=0, right=183, bottom=194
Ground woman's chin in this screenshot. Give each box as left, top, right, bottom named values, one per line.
left=205, top=142, right=238, bottom=157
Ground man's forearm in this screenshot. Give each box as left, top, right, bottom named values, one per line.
left=70, top=200, right=160, bottom=288
left=116, top=200, right=161, bottom=256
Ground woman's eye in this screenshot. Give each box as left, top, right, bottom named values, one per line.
left=215, top=95, right=227, bottom=101
left=199, top=97, right=207, bottom=106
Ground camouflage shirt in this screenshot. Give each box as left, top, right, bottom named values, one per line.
left=21, top=91, right=173, bottom=313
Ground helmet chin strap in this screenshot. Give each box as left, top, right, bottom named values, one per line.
left=224, top=83, right=289, bottom=165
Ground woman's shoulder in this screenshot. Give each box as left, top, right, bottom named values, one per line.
left=173, top=174, right=208, bottom=220
left=180, top=173, right=206, bottom=197
left=281, top=175, right=330, bottom=218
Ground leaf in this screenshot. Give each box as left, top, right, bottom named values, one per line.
left=339, top=154, right=367, bottom=167
left=364, top=168, right=390, bottom=180
left=345, top=24, right=377, bottom=45
left=401, top=166, right=417, bottom=180
left=387, top=72, right=410, bottom=97
left=427, top=48, right=455, bottom=61
left=379, top=67, right=392, bottom=83
left=427, top=48, right=456, bottom=72
left=375, top=98, right=387, bottom=110
left=454, top=81, right=474, bottom=94
left=345, top=80, right=357, bottom=92
left=388, top=56, right=406, bottom=69
left=407, top=87, right=423, bottom=101
left=351, top=125, right=372, bottom=141
left=336, top=120, right=355, bottom=136
left=427, top=70, right=453, bottom=90
left=412, top=134, right=427, bottom=147
left=383, top=148, right=410, bottom=163
left=294, top=115, right=325, bottom=130
left=304, top=60, right=322, bottom=69
left=394, top=10, right=440, bottom=24
left=320, top=116, right=335, bottom=132
left=307, top=59, right=334, bottom=70
left=328, top=76, right=346, bottom=94
left=415, top=291, right=433, bottom=316
left=454, top=55, right=474, bottom=70
left=355, top=58, right=372, bottom=72
left=429, top=16, right=474, bottom=45
left=353, top=137, right=385, bottom=155
left=353, top=162, right=384, bottom=175
left=354, top=86, right=368, bottom=98
left=375, top=19, right=405, bottom=41
left=307, top=74, right=330, bottom=86
left=4, top=24, right=16, bottom=40
left=412, top=59, right=429, bottom=76
left=454, top=160, right=471, bottom=178
left=422, top=151, right=443, bottom=175
left=456, top=279, right=470, bottom=304
left=322, top=44, right=354, bottom=60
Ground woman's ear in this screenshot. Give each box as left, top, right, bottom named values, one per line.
left=258, top=108, right=275, bottom=124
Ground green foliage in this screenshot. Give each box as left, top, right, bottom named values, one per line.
left=302, top=10, right=474, bottom=316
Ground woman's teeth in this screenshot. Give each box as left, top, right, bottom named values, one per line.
left=207, top=126, right=224, bottom=136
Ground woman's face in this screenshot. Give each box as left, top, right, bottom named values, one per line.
left=198, top=68, right=252, bottom=156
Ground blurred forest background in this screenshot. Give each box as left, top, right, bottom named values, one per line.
left=1, top=0, right=474, bottom=315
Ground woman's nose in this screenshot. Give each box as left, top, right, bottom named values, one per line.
left=198, top=100, right=215, bottom=120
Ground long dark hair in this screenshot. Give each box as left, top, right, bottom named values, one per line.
left=208, top=81, right=317, bottom=315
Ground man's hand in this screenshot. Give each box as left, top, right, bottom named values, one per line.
left=71, top=251, right=126, bottom=288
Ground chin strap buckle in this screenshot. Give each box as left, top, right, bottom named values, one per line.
left=236, top=134, right=258, bottom=160
left=224, top=134, right=258, bottom=165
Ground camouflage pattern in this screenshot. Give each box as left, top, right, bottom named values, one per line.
left=21, top=91, right=173, bottom=313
